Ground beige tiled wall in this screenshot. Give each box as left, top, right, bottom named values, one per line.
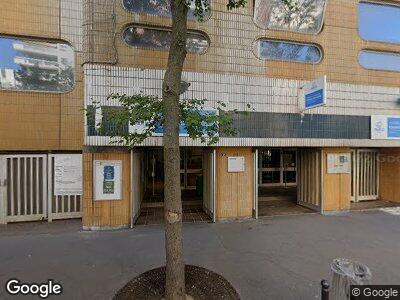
left=84, top=0, right=400, bottom=87
left=0, top=0, right=83, bottom=151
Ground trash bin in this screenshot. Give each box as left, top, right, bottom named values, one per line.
left=195, top=175, right=203, bottom=197
left=330, top=258, right=371, bottom=300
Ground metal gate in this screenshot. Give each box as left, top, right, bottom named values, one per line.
left=351, top=149, right=379, bottom=202
left=47, top=155, right=83, bottom=221
left=297, top=149, right=323, bottom=212
left=0, top=154, right=82, bottom=224
left=0, top=155, right=47, bottom=223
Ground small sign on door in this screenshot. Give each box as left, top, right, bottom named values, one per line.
left=227, top=156, right=245, bottom=173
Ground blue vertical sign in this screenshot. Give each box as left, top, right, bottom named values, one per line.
left=303, top=76, right=327, bottom=110
left=387, top=117, right=400, bottom=138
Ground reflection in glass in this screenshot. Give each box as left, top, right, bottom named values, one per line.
left=0, top=36, right=74, bottom=92
left=359, top=2, right=400, bottom=45
left=123, top=0, right=211, bottom=21
left=358, top=51, right=400, bottom=72
left=123, top=26, right=209, bottom=54
left=255, top=39, right=321, bottom=64
left=254, top=0, right=326, bottom=34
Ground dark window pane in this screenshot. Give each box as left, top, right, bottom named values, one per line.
left=123, top=0, right=211, bottom=21
left=254, top=0, right=326, bottom=34
left=359, top=2, right=400, bottom=44
left=359, top=50, right=400, bottom=72
left=262, top=171, right=280, bottom=184
left=261, top=149, right=281, bottom=168
left=0, top=36, right=75, bottom=92
left=283, top=171, right=296, bottom=183
left=123, top=26, right=209, bottom=54
left=283, top=151, right=296, bottom=167
left=255, top=39, right=321, bottom=64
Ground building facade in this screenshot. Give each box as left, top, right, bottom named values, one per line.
left=0, top=0, right=84, bottom=223
left=1, top=0, right=400, bottom=228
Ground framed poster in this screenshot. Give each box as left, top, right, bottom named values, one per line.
left=327, top=153, right=351, bottom=174
left=54, top=154, right=82, bottom=195
left=227, top=156, right=245, bottom=172
left=93, top=160, right=122, bottom=201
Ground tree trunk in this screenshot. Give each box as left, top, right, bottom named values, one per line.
left=162, top=0, right=188, bottom=299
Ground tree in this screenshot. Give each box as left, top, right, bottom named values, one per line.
left=96, top=0, right=303, bottom=299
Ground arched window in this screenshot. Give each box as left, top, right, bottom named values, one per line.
left=123, top=26, right=209, bottom=54
left=253, top=0, right=327, bottom=34
left=254, top=39, right=322, bottom=64
left=359, top=50, right=400, bottom=72
left=0, top=36, right=75, bottom=93
left=359, top=1, right=400, bottom=45
left=122, top=0, right=211, bottom=21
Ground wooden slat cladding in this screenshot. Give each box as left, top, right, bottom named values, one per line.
left=82, top=151, right=131, bottom=229
left=322, top=148, right=351, bottom=212
left=0, top=0, right=84, bottom=151
left=379, top=148, right=400, bottom=203
left=85, top=0, right=400, bottom=87
left=297, top=149, right=322, bottom=210
left=216, top=147, right=253, bottom=219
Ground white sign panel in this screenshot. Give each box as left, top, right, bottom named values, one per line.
left=227, top=157, right=245, bottom=173
left=303, top=75, right=327, bottom=110
left=371, top=115, right=400, bottom=140
left=327, top=153, right=351, bottom=174
left=94, top=160, right=122, bottom=201
left=54, top=154, right=82, bottom=195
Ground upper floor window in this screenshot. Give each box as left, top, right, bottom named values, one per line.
left=254, top=39, right=322, bottom=64
left=123, top=0, right=211, bottom=21
left=123, top=26, right=209, bottom=54
left=359, top=1, right=400, bottom=44
left=0, top=36, right=74, bottom=93
left=253, top=0, right=327, bottom=34
left=359, top=50, right=400, bottom=72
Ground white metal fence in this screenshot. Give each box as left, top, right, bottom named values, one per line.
left=0, top=154, right=82, bottom=224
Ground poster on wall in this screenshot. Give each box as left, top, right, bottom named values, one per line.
left=327, top=153, right=351, bottom=174
left=371, top=115, right=400, bottom=139
left=227, top=156, right=245, bottom=173
left=94, top=160, right=122, bottom=201
left=54, top=154, right=83, bottom=195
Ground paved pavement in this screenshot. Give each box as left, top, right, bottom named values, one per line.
left=1, top=210, right=400, bottom=299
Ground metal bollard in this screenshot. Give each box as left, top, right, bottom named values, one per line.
left=321, top=280, right=330, bottom=300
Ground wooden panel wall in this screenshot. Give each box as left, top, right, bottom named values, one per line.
left=82, top=151, right=131, bottom=229
left=379, top=148, right=400, bottom=203
left=0, top=0, right=84, bottom=151
left=202, top=150, right=212, bottom=213
left=322, top=148, right=351, bottom=212
left=216, top=147, right=253, bottom=219
left=85, top=0, right=400, bottom=87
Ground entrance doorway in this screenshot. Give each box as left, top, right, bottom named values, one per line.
left=135, top=148, right=213, bottom=225
left=256, top=148, right=314, bottom=216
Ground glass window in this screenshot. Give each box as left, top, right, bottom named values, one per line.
left=255, top=39, right=322, bottom=64
left=254, top=0, right=326, bottom=34
left=123, top=0, right=211, bottom=21
left=358, top=50, right=400, bottom=72
left=86, top=106, right=129, bottom=136
left=123, top=26, right=209, bottom=54
left=0, top=36, right=74, bottom=93
left=359, top=2, right=400, bottom=45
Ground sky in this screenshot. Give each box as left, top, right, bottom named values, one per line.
left=0, top=37, right=19, bottom=70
